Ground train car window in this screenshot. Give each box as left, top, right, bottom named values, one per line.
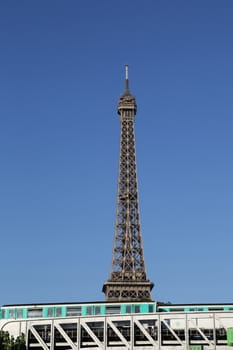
left=48, top=308, right=54, bottom=317
left=55, top=307, right=62, bottom=317
left=169, top=308, right=184, bottom=312
left=9, top=309, right=15, bottom=319
left=16, top=309, right=23, bottom=319
left=28, top=308, right=43, bottom=318
left=149, top=304, right=154, bottom=313
left=95, top=306, right=101, bottom=315
left=158, top=307, right=169, bottom=312
left=135, top=305, right=140, bottom=313
left=2, top=309, right=5, bottom=319
left=67, top=307, right=81, bottom=316
left=86, top=306, right=93, bottom=315
left=189, top=307, right=206, bottom=312
left=126, top=305, right=131, bottom=313
left=106, top=306, right=121, bottom=314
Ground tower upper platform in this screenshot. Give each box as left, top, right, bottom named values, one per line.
left=117, top=65, right=137, bottom=116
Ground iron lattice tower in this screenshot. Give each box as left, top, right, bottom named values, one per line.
left=103, top=66, right=154, bottom=301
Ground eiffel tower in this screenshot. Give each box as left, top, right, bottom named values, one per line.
left=102, top=66, right=154, bottom=301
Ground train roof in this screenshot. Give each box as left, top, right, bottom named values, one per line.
left=157, top=301, right=233, bottom=307
left=2, top=300, right=155, bottom=307
left=2, top=300, right=233, bottom=308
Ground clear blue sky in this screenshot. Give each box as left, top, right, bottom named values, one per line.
left=0, top=1, right=232, bottom=305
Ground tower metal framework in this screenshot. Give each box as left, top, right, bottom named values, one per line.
left=103, top=66, right=154, bottom=301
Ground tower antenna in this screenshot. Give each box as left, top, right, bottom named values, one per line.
left=125, top=64, right=129, bottom=92
left=125, top=64, right=129, bottom=79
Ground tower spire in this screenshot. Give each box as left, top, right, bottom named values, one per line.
left=125, top=64, right=129, bottom=92
left=102, top=66, right=154, bottom=301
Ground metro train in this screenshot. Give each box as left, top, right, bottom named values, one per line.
left=1, top=301, right=233, bottom=321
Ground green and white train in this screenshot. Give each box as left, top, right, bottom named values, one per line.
left=1, top=301, right=233, bottom=321
left=1, top=301, right=233, bottom=349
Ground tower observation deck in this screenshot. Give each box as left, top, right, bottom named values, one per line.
left=102, top=65, right=154, bottom=302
